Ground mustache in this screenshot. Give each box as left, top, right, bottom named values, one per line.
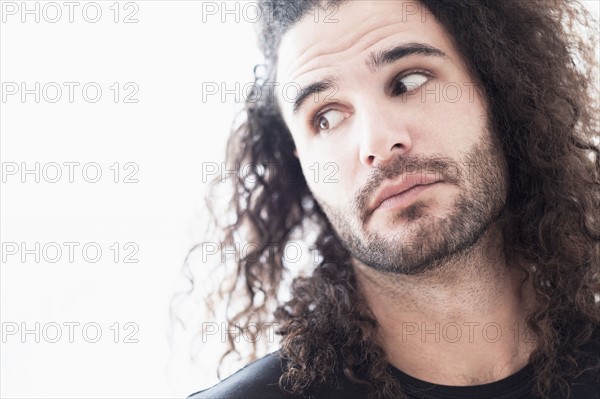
left=355, top=154, right=463, bottom=222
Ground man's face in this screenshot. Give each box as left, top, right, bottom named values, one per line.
left=275, top=0, right=509, bottom=275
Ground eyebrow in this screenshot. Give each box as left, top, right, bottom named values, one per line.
left=291, top=42, right=448, bottom=114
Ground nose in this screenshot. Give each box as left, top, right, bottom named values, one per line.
left=358, top=102, right=413, bottom=168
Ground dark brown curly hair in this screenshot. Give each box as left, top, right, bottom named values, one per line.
left=189, top=1, right=600, bottom=398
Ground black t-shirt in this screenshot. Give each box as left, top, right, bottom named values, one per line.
left=188, top=350, right=599, bottom=399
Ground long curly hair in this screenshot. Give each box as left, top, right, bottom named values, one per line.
left=192, top=1, right=600, bottom=398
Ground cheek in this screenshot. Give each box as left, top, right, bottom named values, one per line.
left=300, top=158, right=338, bottom=205
left=451, top=85, right=488, bottom=125
left=298, top=147, right=357, bottom=207
left=416, top=85, right=488, bottom=154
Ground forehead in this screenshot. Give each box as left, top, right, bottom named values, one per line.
left=275, top=0, right=460, bottom=101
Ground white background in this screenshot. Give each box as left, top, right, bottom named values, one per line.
left=0, top=1, right=598, bottom=398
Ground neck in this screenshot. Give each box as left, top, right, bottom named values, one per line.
left=353, top=224, right=537, bottom=386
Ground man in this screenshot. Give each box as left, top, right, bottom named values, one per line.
left=189, top=0, right=599, bottom=398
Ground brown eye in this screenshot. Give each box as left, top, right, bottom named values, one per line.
left=318, top=116, right=330, bottom=130
left=314, top=109, right=346, bottom=133
left=392, top=73, right=430, bottom=96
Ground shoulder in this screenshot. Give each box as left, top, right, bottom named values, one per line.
left=568, top=328, right=600, bottom=399
left=187, top=351, right=370, bottom=399
left=568, top=366, right=599, bottom=399
left=187, top=352, right=295, bottom=399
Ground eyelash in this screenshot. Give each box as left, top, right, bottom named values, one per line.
left=391, top=69, right=433, bottom=96
left=308, top=69, right=433, bottom=134
left=310, top=106, right=339, bottom=134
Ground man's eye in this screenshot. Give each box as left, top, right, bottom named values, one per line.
left=313, top=109, right=346, bottom=133
left=391, top=72, right=430, bottom=96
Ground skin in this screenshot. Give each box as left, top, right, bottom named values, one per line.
left=275, top=0, right=537, bottom=386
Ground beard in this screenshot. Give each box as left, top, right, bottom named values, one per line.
left=314, top=127, right=509, bottom=276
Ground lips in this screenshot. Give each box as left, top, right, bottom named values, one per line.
left=371, top=174, right=441, bottom=211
